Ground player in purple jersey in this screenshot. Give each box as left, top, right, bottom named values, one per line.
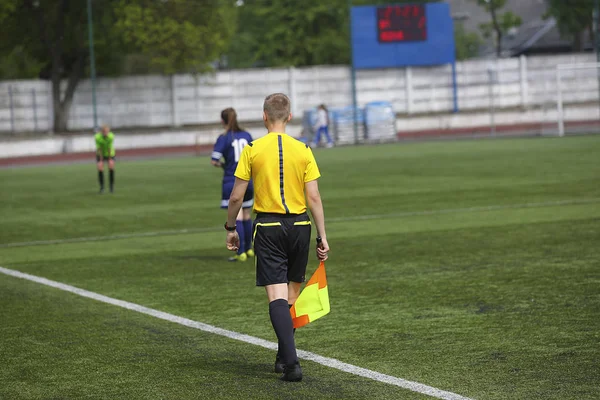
left=211, top=108, right=255, bottom=262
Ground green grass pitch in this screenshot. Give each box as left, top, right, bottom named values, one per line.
left=1, top=135, right=599, bottom=399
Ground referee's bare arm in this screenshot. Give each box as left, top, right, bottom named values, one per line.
left=306, top=180, right=329, bottom=261
left=225, top=177, right=249, bottom=251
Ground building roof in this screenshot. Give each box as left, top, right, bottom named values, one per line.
left=444, top=0, right=590, bottom=57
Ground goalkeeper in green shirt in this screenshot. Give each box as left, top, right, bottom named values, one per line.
left=95, top=125, right=116, bottom=193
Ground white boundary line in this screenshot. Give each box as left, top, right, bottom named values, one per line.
left=0, top=266, right=474, bottom=400
left=1, top=198, right=598, bottom=249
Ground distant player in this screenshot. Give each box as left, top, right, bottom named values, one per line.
left=95, top=125, right=115, bottom=194
left=211, top=108, right=254, bottom=262
left=312, top=104, right=334, bottom=148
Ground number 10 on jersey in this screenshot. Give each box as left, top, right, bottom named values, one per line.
left=232, top=139, right=249, bottom=162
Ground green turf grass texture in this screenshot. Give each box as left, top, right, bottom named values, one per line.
left=1, top=136, right=599, bottom=399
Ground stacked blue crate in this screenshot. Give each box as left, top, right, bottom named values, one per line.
left=331, top=106, right=365, bottom=144
left=364, top=101, right=396, bottom=142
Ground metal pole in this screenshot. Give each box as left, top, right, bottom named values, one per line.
left=488, top=78, right=495, bottom=136
left=595, top=0, right=600, bottom=63
left=87, top=0, right=98, bottom=131
left=451, top=62, right=459, bottom=113
left=32, top=88, right=38, bottom=132
left=487, top=67, right=496, bottom=136
left=594, top=0, right=600, bottom=109
left=349, top=0, right=359, bottom=144
left=556, top=67, right=565, bottom=137
left=8, top=86, right=15, bottom=133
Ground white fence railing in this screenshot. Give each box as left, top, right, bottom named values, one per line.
left=0, top=53, right=597, bottom=133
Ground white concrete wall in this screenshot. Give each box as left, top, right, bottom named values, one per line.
left=0, top=53, right=597, bottom=133
left=0, top=80, right=52, bottom=133
left=2, top=103, right=598, bottom=160
left=396, top=104, right=600, bottom=133
left=0, top=124, right=302, bottom=159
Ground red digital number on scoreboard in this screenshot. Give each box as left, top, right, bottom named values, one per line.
left=377, top=4, right=427, bottom=43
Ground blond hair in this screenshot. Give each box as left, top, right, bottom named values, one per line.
left=263, top=93, right=291, bottom=122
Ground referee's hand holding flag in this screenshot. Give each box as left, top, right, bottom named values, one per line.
left=290, top=236, right=331, bottom=329
left=316, top=236, right=329, bottom=261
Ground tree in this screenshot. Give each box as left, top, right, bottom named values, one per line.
left=474, top=0, right=522, bottom=57
left=545, top=0, right=594, bottom=52
left=225, top=0, right=439, bottom=69
left=455, top=23, right=483, bottom=60
left=225, top=0, right=349, bottom=68
left=0, top=0, right=232, bottom=132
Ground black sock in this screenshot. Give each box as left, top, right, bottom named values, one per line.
left=109, top=169, right=115, bottom=189
left=269, top=299, right=297, bottom=366
left=277, top=304, right=296, bottom=361
left=289, top=304, right=296, bottom=335
left=98, top=171, right=104, bottom=189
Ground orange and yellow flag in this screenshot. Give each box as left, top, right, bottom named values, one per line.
left=290, top=261, right=330, bottom=329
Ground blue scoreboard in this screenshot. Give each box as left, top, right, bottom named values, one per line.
left=350, top=2, right=458, bottom=112
left=351, top=2, right=456, bottom=69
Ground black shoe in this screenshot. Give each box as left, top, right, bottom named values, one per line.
left=274, top=355, right=285, bottom=373
left=280, top=361, right=302, bottom=382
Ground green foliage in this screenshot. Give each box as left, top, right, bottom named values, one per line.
left=113, top=0, right=231, bottom=74
left=478, top=12, right=522, bottom=40
left=500, top=11, right=523, bottom=31
left=226, top=0, right=439, bottom=69
left=545, top=0, right=594, bottom=51
left=454, top=23, right=482, bottom=60
left=474, top=0, right=522, bottom=56
left=475, top=0, right=507, bottom=12
left=479, top=12, right=522, bottom=38
left=226, top=0, right=350, bottom=68
left=0, top=0, right=232, bottom=79
left=0, top=0, right=233, bottom=131
left=0, top=0, right=17, bottom=21
left=0, top=46, right=44, bottom=80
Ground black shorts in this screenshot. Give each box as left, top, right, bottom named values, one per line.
left=96, top=155, right=115, bottom=162
left=254, top=212, right=311, bottom=286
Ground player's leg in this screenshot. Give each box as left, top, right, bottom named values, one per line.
left=287, top=281, right=302, bottom=305
left=323, top=126, right=334, bottom=148
left=278, top=215, right=310, bottom=381
left=255, top=217, right=301, bottom=381
left=287, top=214, right=312, bottom=290
left=234, top=207, right=247, bottom=258
left=96, top=155, right=105, bottom=193
left=242, top=208, right=254, bottom=256
left=275, top=214, right=311, bottom=378
left=274, top=279, right=301, bottom=374
left=313, top=127, right=322, bottom=147
left=242, top=183, right=254, bottom=257
left=108, top=157, right=115, bottom=193
left=266, top=286, right=302, bottom=382
left=266, top=282, right=300, bottom=380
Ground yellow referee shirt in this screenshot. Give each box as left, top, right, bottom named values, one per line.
left=234, top=133, right=321, bottom=214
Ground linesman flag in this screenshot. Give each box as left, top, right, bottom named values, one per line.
left=290, top=261, right=330, bottom=328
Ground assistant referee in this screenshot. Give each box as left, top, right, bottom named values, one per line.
left=225, top=93, right=330, bottom=382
